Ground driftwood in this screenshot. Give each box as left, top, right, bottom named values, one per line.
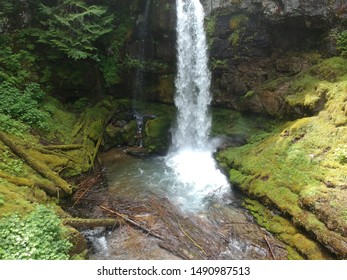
left=100, top=205, right=165, bottom=240
left=0, top=132, right=72, bottom=194
left=72, top=173, right=102, bottom=206
left=63, top=218, right=121, bottom=228
left=264, top=235, right=276, bottom=260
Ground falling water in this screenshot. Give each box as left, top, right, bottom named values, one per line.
left=166, top=0, right=229, bottom=201
left=172, top=0, right=211, bottom=151
left=133, top=0, right=152, bottom=147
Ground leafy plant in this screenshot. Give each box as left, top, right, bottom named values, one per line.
left=0, top=82, right=50, bottom=130
left=0, top=44, right=36, bottom=86
left=72, top=97, right=89, bottom=110
left=334, top=146, right=347, bottom=164
left=0, top=150, right=26, bottom=176
left=0, top=113, right=29, bottom=136
left=337, top=30, right=347, bottom=57
left=0, top=205, right=72, bottom=260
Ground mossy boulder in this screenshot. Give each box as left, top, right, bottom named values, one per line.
left=122, top=120, right=138, bottom=147
left=144, top=116, right=172, bottom=153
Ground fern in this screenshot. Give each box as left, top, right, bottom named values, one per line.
left=37, top=0, right=115, bottom=60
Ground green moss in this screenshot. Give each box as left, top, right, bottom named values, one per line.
left=229, top=169, right=249, bottom=187
left=157, top=75, right=175, bottom=103
left=309, top=57, right=347, bottom=81
left=229, top=15, right=249, bottom=31
left=145, top=117, right=171, bottom=138
left=144, top=117, right=172, bottom=153
left=122, top=120, right=138, bottom=146
left=217, top=61, right=347, bottom=257
left=244, top=199, right=331, bottom=259
left=211, top=107, right=273, bottom=138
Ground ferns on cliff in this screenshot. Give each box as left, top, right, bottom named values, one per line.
left=37, top=0, right=115, bottom=60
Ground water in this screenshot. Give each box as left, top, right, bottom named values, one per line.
left=65, top=0, right=289, bottom=260
left=105, top=153, right=230, bottom=212
left=76, top=149, right=288, bottom=260
left=166, top=0, right=229, bottom=199
left=172, top=0, right=211, bottom=150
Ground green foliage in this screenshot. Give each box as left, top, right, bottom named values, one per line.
left=123, top=56, right=168, bottom=72
left=0, top=113, right=29, bottom=136
left=98, top=40, right=125, bottom=86
left=0, top=0, right=20, bottom=31
left=337, top=30, right=347, bottom=57
left=0, top=82, right=50, bottom=130
left=0, top=149, right=26, bottom=176
left=0, top=43, right=36, bottom=86
left=37, top=0, right=115, bottom=60
left=334, top=146, right=347, bottom=164
left=0, top=205, right=72, bottom=260
left=72, top=97, right=89, bottom=110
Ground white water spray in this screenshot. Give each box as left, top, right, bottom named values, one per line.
left=166, top=0, right=229, bottom=202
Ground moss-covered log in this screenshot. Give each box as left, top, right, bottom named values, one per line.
left=0, top=170, right=60, bottom=195
left=44, top=144, right=84, bottom=150
left=0, top=132, right=72, bottom=194
left=63, top=218, right=120, bottom=228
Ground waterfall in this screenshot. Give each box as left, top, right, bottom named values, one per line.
left=166, top=0, right=229, bottom=200
left=133, top=0, right=152, bottom=147
left=172, top=0, right=211, bottom=151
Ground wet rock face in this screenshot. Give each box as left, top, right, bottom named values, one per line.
left=202, top=0, right=347, bottom=23
left=121, top=0, right=346, bottom=116
left=121, top=0, right=177, bottom=103
left=202, top=0, right=347, bottom=115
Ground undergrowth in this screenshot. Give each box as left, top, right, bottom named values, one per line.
left=0, top=205, right=72, bottom=260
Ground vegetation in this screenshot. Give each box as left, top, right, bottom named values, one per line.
left=217, top=57, right=347, bottom=259
left=0, top=205, right=72, bottom=260
left=337, top=30, right=347, bottom=57
left=37, top=0, right=114, bottom=60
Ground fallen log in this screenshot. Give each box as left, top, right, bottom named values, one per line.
left=0, top=170, right=60, bottom=195
left=63, top=218, right=121, bottom=228
left=0, top=132, right=72, bottom=194
left=100, top=205, right=164, bottom=240
left=44, top=144, right=83, bottom=150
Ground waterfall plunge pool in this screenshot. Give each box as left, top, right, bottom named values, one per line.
left=65, top=148, right=289, bottom=260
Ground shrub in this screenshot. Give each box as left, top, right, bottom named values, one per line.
left=0, top=205, right=72, bottom=260
left=0, top=82, right=50, bottom=130
left=0, top=113, right=29, bottom=136
left=337, top=30, right=347, bottom=57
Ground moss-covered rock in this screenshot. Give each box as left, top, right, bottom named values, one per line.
left=217, top=64, right=347, bottom=258
left=122, top=120, right=138, bottom=147
left=244, top=199, right=332, bottom=260
left=241, top=57, right=347, bottom=117
left=144, top=116, right=172, bottom=153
